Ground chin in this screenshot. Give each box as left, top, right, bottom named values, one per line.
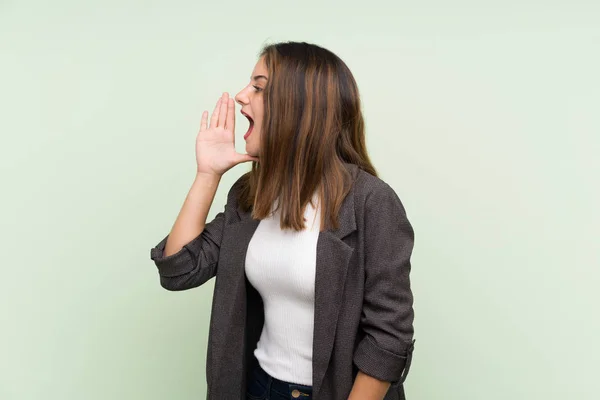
left=245, top=143, right=259, bottom=158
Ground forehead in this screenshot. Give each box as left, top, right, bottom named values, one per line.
left=252, top=57, right=268, bottom=76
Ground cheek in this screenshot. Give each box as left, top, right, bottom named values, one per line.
left=253, top=100, right=264, bottom=121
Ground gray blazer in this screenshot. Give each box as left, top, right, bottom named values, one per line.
left=150, top=163, right=415, bottom=399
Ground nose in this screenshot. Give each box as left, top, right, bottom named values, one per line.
left=235, top=88, right=248, bottom=106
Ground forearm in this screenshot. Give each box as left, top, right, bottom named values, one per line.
left=164, top=172, right=221, bottom=257
left=348, top=371, right=391, bottom=400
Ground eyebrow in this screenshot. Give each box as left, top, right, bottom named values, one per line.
left=252, top=75, right=268, bottom=81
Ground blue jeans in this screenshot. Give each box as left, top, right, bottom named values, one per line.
left=246, top=363, right=313, bottom=400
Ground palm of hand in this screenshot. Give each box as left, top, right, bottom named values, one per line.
left=195, top=93, right=257, bottom=176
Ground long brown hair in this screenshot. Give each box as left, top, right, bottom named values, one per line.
left=237, top=41, right=378, bottom=232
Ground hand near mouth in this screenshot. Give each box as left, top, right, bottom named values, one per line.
left=195, top=92, right=259, bottom=176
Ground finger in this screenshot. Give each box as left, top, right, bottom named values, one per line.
left=218, top=92, right=229, bottom=128
left=209, top=98, right=222, bottom=128
left=224, top=98, right=235, bottom=132
left=200, top=111, right=208, bottom=132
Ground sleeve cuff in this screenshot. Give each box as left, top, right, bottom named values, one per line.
left=150, top=235, right=197, bottom=278
left=353, top=335, right=415, bottom=384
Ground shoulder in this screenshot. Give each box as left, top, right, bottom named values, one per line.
left=353, top=166, right=403, bottom=203
left=226, top=172, right=249, bottom=203
left=351, top=168, right=414, bottom=245
left=354, top=168, right=391, bottom=196
left=221, top=172, right=252, bottom=220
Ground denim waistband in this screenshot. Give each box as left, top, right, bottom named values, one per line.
left=254, top=363, right=313, bottom=398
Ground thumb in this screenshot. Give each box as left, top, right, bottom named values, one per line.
left=235, top=153, right=259, bottom=164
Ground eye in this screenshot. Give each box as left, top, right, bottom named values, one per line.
left=253, top=85, right=263, bottom=92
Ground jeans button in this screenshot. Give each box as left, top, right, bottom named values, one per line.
left=291, top=389, right=300, bottom=398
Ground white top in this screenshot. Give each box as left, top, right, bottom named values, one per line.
left=244, top=194, right=321, bottom=385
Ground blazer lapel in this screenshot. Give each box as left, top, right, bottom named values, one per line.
left=312, top=184, right=357, bottom=397
left=209, top=206, right=259, bottom=399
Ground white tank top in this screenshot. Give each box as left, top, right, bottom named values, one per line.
left=244, top=194, right=320, bottom=385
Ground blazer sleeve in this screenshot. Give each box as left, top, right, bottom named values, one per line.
left=353, top=182, right=416, bottom=385
left=149, top=177, right=242, bottom=291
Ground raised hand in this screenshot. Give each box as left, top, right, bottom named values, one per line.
left=195, top=92, right=258, bottom=176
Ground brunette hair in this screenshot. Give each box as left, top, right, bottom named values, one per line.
left=237, top=41, right=378, bottom=231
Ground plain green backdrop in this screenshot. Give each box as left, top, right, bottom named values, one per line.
left=1, top=1, right=598, bottom=399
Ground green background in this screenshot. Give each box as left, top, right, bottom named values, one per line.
left=1, top=1, right=598, bottom=399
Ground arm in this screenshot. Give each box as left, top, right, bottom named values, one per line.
left=348, top=371, right=391, bottom=400
left=150, top=173, right=234, bottom=291
left=351, top=182, right=416, bottom=396
left=164, top=172, right=221, bottom=257
left=150, top=92, right=256, bottom=291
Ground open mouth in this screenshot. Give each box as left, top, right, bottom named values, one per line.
left=241, top=111, right=254, bottom=140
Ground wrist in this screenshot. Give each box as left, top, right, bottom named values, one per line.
left=194, top=171, right=222, bottom=187
left=195, top=170, right=222, bottom=180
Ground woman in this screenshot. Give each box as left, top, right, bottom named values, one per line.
left=150, top=41, right=415, bottom=400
